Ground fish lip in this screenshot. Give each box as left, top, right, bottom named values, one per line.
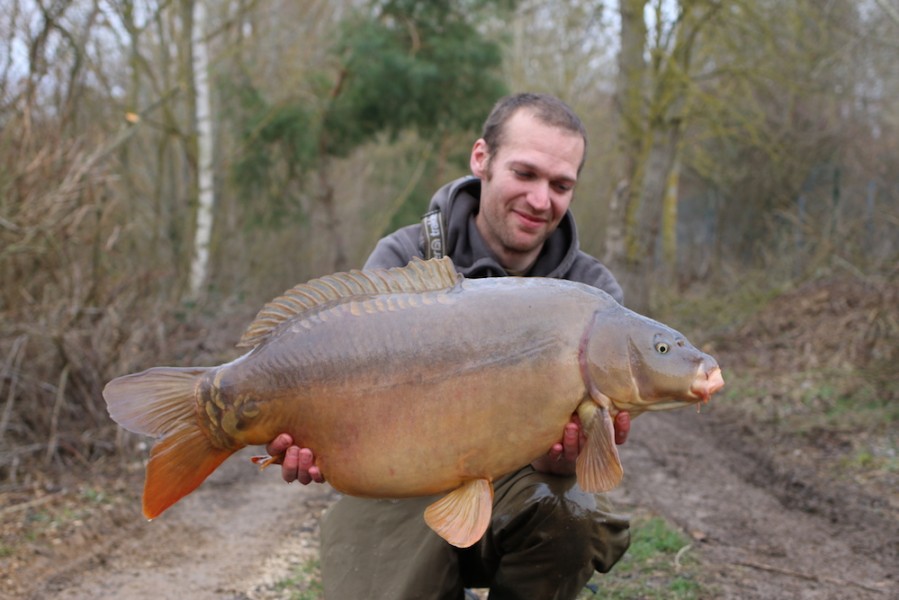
left=690, top=366, right=725, bottom=402
left=621, top=366, right=724, bottom=412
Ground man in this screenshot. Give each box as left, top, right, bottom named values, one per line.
left=268, top=93, right=632, bottom=599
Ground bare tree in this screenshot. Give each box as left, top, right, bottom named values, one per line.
left=188, top=0, right=216, bottom=298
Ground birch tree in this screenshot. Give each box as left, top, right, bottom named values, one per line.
left=188, top=0, right=215, bottom=298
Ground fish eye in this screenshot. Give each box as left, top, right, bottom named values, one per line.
left=655, top=342, right=670, bottom=354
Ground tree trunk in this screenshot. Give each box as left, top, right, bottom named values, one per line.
left=188, top=0, right=215, bottom=298
left=606, top=0, right=711, bottom=311
left=662, top=156, right=680, bottom=269
left=626, top=122, right=680, bottom=311
left=317, top=158, right=348, bottom=273
left=604, top=0, right=648, bottom=274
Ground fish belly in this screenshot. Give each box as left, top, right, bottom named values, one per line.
left=230, top=278, right=596, bottom=498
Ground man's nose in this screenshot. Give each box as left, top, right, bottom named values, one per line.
left=527, top=181, right=552, bottom=211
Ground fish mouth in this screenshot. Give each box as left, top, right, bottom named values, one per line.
left=690, top=366, right=725, bottom=403
left=638, top=366, right=724, bottom=412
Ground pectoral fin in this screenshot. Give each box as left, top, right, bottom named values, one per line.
left=423, top=478, right=494, bottom=548
left=250, top=453, right=283, bottom=470
left=575, top=399, right=623, bottom=493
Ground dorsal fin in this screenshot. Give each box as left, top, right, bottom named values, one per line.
left=237, top=256, right=460, bottom=348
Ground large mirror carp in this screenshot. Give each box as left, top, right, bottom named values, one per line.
left=104, top=257, right=724, bottom=548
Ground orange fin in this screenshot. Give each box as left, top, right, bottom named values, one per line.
left=250, top=453, right=284, bottom=470
left=103, top=366, right=236, bottom=518
left=143, top=423, right=235, bottom=518
left=423, top=478, right=494, bottom=548
left=575, top=399, right=623, bottom=492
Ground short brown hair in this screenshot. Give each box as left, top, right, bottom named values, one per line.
left=481, top=93, right=588, bottom=171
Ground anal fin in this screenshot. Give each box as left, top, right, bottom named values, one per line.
left=575, top=399, right=623, bottom=492
left=423, top=478, right=494, bottom=548
left=143, top=423, right=235, bottom=519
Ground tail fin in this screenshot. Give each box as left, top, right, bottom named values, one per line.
left=103, top=367, right=237, bottom=519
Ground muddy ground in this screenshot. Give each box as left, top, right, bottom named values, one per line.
left=4, top=407, right=895, bottom=599
left=2, top=275, right=897, bottom=599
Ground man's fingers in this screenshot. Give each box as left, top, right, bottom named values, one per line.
left=562, top=422, right=580, bottom=461
left=296, top=448, right=315, bottom=485
left=280, top=445, right=300, bottom=483
left=266, top=433, right=294, bottom=457
left=614, top=411, right=631, bottom=445
left=547, top=442, right=564, bottom=461
left=308, top=465, right=326, bottom=484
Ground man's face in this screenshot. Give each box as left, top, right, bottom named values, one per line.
left=471, top=110, right=584, bottom=270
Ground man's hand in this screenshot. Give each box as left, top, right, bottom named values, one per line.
left=265, top=434, right=325, bottom=485
left=531, top=410, right=631, bottom=476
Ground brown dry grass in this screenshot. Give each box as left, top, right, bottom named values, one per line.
left=0, top=111, right=239, bottom=490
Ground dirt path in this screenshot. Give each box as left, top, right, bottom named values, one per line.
left=616, top=408, right=896, bottom=599
left=20, top=450, right=337, bottom=600
left=12, top=407, right=897, bottom=599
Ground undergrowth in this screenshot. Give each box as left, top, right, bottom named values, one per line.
left=578, top=512, right=701, bottom=600
left=655, top=265, right=899, bottom=493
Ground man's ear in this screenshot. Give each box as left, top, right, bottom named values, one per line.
left=470, top=138, right=489, bottom=178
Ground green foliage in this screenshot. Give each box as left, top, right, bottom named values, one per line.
left=227, top=0, right=509, bottom=230
left=226, top=79, right=316, bottom=229
left=79, top=486, right=109, bottom=505
left=842, top=442, right=899, bottom=474
left=274, top=557, right=323, bottom=600
left=579, top=514, right=701, bottom=599
left=651, top=272, right=787, bottom=338
left=683, top=1, right=888, bottom=267
left=380, top=141, right=471, bottom=235
left=323, top=0, right=508, bottom=155
left=630, top=516, right=692, bottom=556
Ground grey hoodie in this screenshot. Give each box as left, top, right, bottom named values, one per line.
left=364, top=176, right=624, bottom=303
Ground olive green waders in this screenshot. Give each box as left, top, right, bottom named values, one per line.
left=320, top=466, right=631, bottom=600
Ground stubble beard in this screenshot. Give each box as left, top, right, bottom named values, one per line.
left=480, top=160, right=547, bottom=256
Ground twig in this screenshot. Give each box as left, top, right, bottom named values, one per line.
left=873, top=0, right=899, bottom=27
left=731, top=559, right=889, bottom=594
left=45, top=364, right=70, bottom=464
left=0, top=493, right=57, bottom=517
left=0, top=443, right=46, bottom=464
left=0, top=215, right=20, bottom=232
left=674, top=543, right=692, bottom=573
left=0, top=335, right=28, bottom=444
left=47, top=87, right=180, bottom=207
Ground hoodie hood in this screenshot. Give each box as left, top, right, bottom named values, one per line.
left=425, top=176, right=581, bottom=279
